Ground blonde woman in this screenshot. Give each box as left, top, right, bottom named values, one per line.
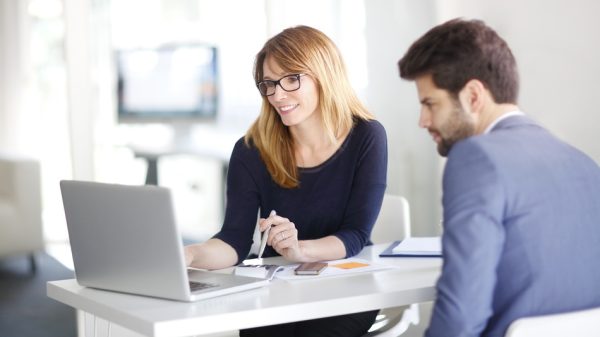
left=185, top=25, right=387, bottom=337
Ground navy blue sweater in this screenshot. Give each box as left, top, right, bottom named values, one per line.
left=214, top=118, right=387, bottom=264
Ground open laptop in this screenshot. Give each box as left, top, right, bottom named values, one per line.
left=60, top=180, right=269, bottom=302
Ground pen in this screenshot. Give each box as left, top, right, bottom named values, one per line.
left=258, top=210, right=276, bottom=259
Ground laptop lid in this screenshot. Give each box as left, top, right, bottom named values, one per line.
left=60, top=180, right=268, bottom=302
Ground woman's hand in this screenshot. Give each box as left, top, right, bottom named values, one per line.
left=259, top=213, right=304, bottom=262
left=184, top=246, right=195, bottom=266
left=183, top=239, right=238, bottom=270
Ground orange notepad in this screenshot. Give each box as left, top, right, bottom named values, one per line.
left=331, top=262, right=370, bottom=269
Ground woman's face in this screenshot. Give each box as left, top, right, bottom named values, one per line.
left=262, top=57, right=320, bottom=128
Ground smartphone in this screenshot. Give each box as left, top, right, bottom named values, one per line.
left=294, top=262, right=328, bottom=275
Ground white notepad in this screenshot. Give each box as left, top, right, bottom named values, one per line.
left=392, top=237, right=442, bottom=256
left=234, top=264, right=284, bottom=280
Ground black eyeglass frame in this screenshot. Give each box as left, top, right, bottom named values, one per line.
left=256, top=73, right=307, bottom=97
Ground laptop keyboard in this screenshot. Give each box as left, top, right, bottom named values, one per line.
left=189, top=281, right=218, bottom=292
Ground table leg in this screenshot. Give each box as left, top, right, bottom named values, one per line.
left=80, top=311, right=111, bottom=337
left=79, top=309, right=149, bottom=337
left=144, top=157, right=159, bottom=185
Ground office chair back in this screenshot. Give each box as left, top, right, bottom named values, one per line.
left=365, top=194, right=419, bottom=337
left=371, top=194, right=411, bottom=244
left=0, top=153, right=43, bottom=273
left=505, top=306, right=600, bottom=337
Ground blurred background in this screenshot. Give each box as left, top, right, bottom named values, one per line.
left=1, top=0, right=599, bottom=268
left=2, top=0, right=596, bottom=250
left=1, top=0, right=599, bottom=336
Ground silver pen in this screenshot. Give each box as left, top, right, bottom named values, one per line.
left=258, top=210, right=276, bottom=259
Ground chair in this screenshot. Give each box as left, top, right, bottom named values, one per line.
left=0, top=153, right=44, bottom=273
left=504, top=306, right=600, bottom=337
left=364, top=194, right=420, bottom=337
left=370, top=194, right=411, bottom=243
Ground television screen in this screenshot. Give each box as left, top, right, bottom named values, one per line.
left=116, top=44, right=218, bottom=122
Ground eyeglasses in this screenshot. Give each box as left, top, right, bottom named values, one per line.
left=256, top=73, right=307, bottom=96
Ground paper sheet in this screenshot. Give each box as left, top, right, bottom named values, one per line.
left=274, top=258, right=393, bottom=280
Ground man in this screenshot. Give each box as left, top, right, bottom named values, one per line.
left=398, top=18, right=600, bottom=337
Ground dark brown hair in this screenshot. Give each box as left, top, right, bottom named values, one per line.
left=399, top=18, right=519, bottom=103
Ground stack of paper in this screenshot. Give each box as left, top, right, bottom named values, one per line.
left=234, top=264, right=284, bottom=280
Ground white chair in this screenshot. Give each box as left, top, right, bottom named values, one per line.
left=0, top=153, right=44, bottom=273
left=370, top=194, right=411, bottom=243
left=505, top=306, right=600, bottom=337
left=365, top=194, right=420, bottom=337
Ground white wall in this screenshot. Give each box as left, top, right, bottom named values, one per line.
left=438, top=0, right=600, bottom=164
left=3, top=0, right=599, bottom=240
left=362, top=0, right=600, bottom=236
left=364, top=0, right=443, bottom=236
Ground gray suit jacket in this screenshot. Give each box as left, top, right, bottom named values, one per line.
left=426, top=116, right=600, bottom=337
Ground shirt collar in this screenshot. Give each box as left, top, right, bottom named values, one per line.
left=484, top=110, right=525, bottom=134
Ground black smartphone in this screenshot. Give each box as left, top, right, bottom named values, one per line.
left=294, top=262, right=328, bottom=275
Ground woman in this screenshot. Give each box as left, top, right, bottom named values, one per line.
left=185, top=25, right=387, bottom=337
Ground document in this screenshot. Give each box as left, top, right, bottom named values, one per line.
left=380, top=237, right=442, bottom=257
left=275, top=258, right=392, bottom=281
left=236, top=258, right=393, bottom=281
left=234, top=264, right=284, bottom=280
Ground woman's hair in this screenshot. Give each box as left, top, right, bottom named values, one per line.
left=398, top=18, right=519, bottom=103
left=245, top=25, right=373, bottom=188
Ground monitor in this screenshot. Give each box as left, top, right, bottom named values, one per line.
left=116, top=44, right=218, bottom=122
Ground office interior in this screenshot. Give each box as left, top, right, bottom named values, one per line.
left=1, top=0, right=599, bottom=336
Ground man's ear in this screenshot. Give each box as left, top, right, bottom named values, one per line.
left=458, top=79, right=487, bottom=115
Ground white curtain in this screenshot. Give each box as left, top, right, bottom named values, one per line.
left=0, top=0, right=32, bottom=154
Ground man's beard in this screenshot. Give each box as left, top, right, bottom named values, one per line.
left=436, top=104, right=476, bottom=157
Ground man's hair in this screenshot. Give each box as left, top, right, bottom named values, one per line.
left=398, top=18, right=519, bottom=103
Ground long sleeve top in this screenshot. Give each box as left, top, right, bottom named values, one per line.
left=213, top=118, right=388, bottom=264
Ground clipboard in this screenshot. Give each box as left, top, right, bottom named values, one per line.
left=379, top=239, right=442, bottom=258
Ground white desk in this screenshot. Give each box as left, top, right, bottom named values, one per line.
left=47, top=244, right=441, bottom=337
left=127, top=126, right=240, bottom=217
left=127, top=125, right=240, bottom=186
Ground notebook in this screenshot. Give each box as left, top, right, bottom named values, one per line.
left=60, top=180, right=269, bottom=302
left=234, top=264, right=284, bottom=280
left=379, top=237, right=442, bottom=257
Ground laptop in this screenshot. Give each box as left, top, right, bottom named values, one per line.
left=60, top=180, right=269, bottom=302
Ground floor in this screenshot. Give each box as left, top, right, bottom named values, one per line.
left=0, top=252, right=77, bottom=337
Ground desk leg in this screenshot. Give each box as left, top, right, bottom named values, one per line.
left=96, top=318, right=111, bottom=337
left=79, top=309, right=147, bottom=337
left=145, top=157, right=159, bottom=185
left=83, top=311, right=94, bottom=337
left=81, top=311, right=111, bottom=337
left=77, top=310, right=85, bottom=337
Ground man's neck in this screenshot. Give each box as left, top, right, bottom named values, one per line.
left=476, top=103, right=520, bottom=134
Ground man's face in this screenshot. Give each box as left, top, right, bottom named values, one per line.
left=415, top=74, right=476, bottom=156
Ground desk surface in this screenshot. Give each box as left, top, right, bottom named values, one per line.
left=127, top=125, right=241, bottom=162
left=47, top=244, right=441, bottom=337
